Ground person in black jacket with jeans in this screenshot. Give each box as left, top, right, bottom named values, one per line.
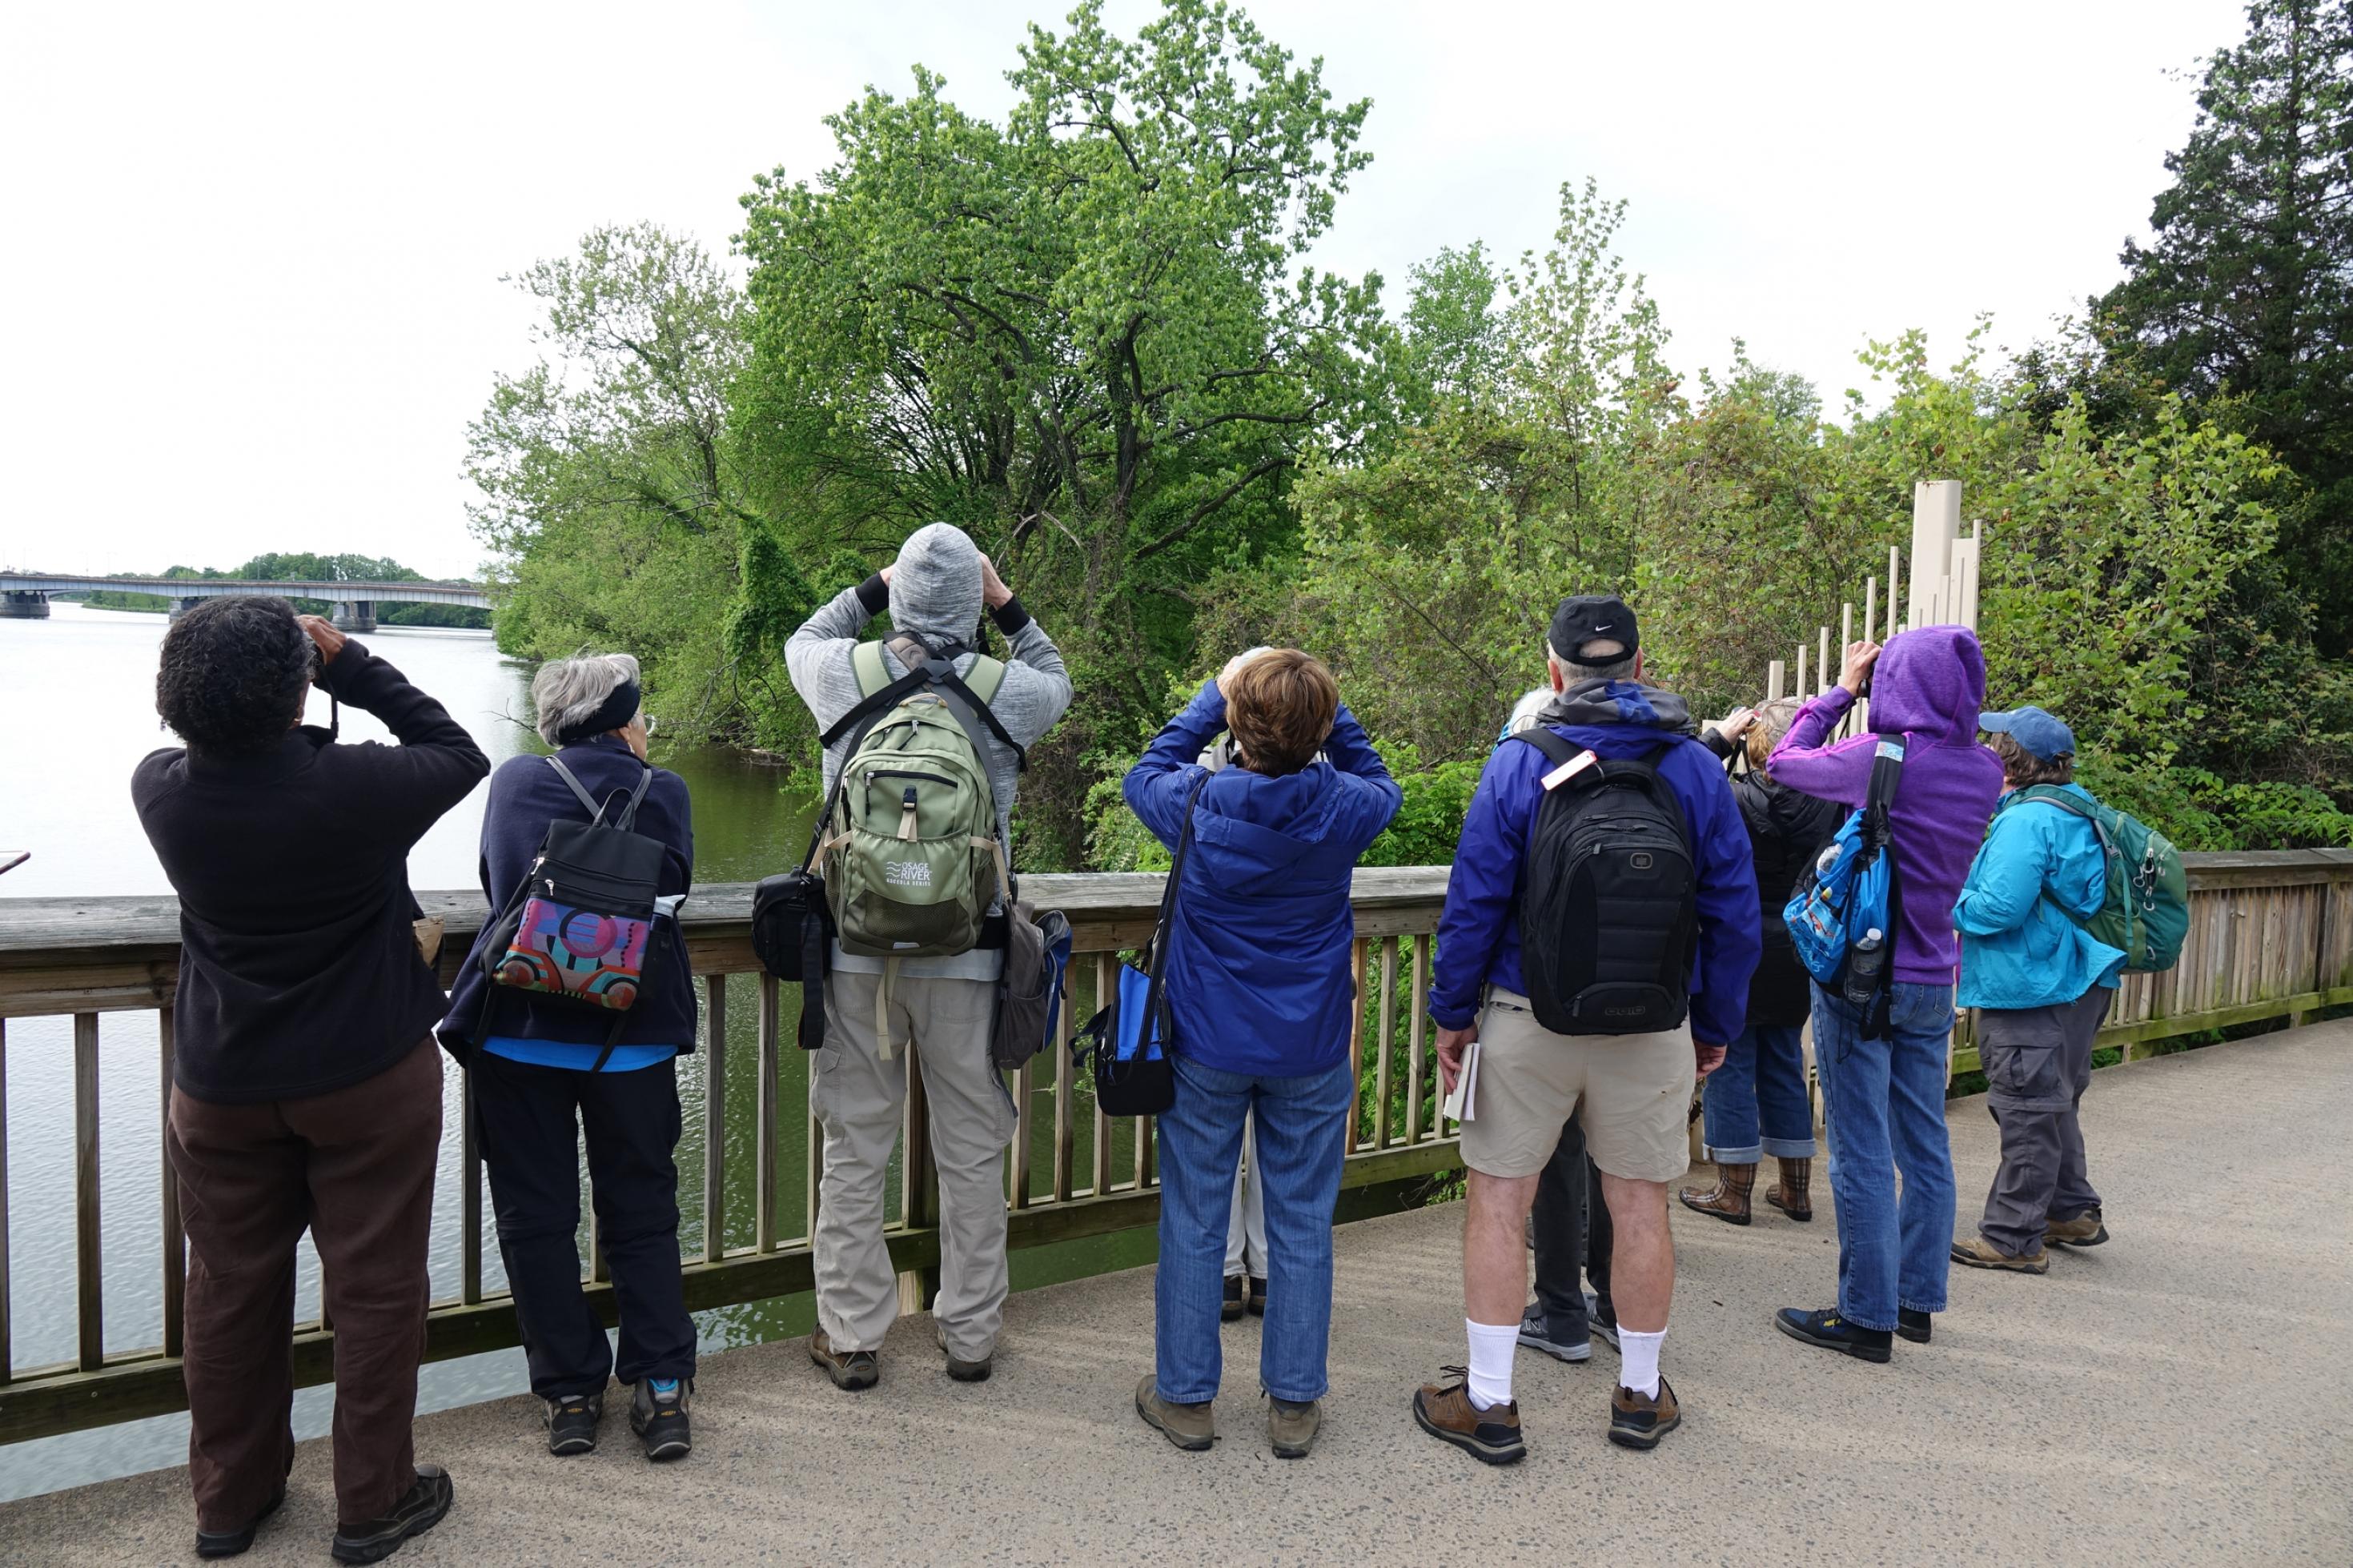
left=1681, top=698, right=1844, bottom=1225
left=134, top=597, right=485, bottom=1565
left=439, top=652, right=697, bottom=1463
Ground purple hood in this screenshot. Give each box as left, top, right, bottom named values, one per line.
left=1767, top=625, right=2005, bottom=985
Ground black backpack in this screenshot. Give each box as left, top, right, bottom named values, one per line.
left=1510, top=732, right=1697, bottom=1035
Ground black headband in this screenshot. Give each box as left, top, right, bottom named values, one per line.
left=555, top=679, right=641, bottom=746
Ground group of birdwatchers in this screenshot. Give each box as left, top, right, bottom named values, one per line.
left=133, top=522, right=2134, bottom=1562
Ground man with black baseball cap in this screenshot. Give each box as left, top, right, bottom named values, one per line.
left=1414, top=593, right=1759, bottom=1460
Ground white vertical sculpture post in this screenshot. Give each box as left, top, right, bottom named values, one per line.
left=1908, top=479, right=1961, bottom=629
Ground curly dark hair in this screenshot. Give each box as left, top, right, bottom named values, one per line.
left=155, top=596, right=314, bottom=755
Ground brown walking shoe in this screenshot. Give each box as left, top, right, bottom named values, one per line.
left=1950, top=1235, right=2050, bottom=1273
left=1678, top=1161, right=1756, bottom=1225
left=2046, top=1208, right=2110, bottom=1248
left=1135, top=1374, right=1215, bottom=1450
left=809, top=1328, right=880, bottom=1390
left=1608, top=1378, right=1681, bottom=1450
left=1411, top=1371, right=1525, bottom=1465
left=1267, top=1395, right=1321, bottom=1458
left=1765, top=1157, right=1813, bottom=1221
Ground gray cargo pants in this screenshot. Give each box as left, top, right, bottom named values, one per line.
left=1976, top=987, right=2111, bottom=1256
left=813, top=969, right=1016, bottom=1360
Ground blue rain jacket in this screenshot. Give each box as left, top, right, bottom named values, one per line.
left=1122, top=681, right=1403, bottom=1077
left=1953, top=783, right=2126, bottom=1011
left=1428, top=708, right=1761, bottom=1045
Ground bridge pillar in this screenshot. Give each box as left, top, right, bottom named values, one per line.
left=0, top=590, right=50, bottom=619
left=168, top=596, right=203, bottom=620
left=331, top=600, right=376, bottom=633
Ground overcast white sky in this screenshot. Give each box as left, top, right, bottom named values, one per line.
left=0, top=0, right=2247, bottom=582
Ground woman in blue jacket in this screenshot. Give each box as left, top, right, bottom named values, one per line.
left=1949, top=707, right=2125, bottom=1274
left=1125, top=649, right=1401, bottom=1460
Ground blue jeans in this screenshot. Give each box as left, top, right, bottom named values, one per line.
left=1701, top=1023, right=1819, bottom=1164
left=1154, top=1054, right=1355, bottom=1404
left=1810, top=981, right=1957, bottom=1329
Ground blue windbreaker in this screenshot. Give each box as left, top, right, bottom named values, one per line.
left=1122, top=681, right=1403, bottom=1077
left=1953, top=783, right=2126, bottom=1011
left=1428, top=712, right=1761, bottom=1045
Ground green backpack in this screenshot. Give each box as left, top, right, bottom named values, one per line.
left=817, top=635, right=1017, bottom=967
left=2014, top=785, right=2190, bottom=973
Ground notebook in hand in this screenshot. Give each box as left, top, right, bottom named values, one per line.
left=1440, top=1039, right=1481, bottom=1125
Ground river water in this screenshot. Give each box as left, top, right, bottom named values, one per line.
left=0, top=601, right=1143, bottom=1501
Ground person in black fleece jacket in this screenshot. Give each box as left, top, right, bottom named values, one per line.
left=132, top=596, right=484, bottom=1562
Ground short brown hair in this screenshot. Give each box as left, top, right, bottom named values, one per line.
left=1990, top=731, right=2074, bottom=786
left=1225, top=650, right=1339, bottom=776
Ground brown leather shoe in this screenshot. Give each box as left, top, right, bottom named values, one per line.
left=1765, top=1157, right=1813, bottom=1221
left=1678, top=1162, right=1756, bottom=1225
left=1411, top=1372, right=1525, bottom=1465
left=2046, top=1208, right=2109, bottom=1247
left=1608, top=1378, right=1681, bottom=1450
left=1950, top=1235, right=2050, bottom=1273
left=809, top=1329, right=879, bottom=1390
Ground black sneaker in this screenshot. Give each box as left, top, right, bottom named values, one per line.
left=329, top=1465, right=453, bottom=1565
left=544, top=1391, right=602, bottom=1456
left=1774, top=1306, right=1893, bottom=1363
left=1222, top=1274, right=1247, bottom=1321
left=1896, top=1309, right=1933, bottom=1345
left=632, top=1378, right=691, bottom=1461
left=1247, top=1276, right=1267, bottom=1317
left=1516, top=1301, right=1592, bottom=1362
left=1585, top=1290, right=1620, bottom=1353
left=195, top=1484, right=284, bottom=1558
left=935, top=1323, right=994, bottom=1383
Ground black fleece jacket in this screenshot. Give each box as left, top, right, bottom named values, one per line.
left=132, top=639, right=490, bottom=1103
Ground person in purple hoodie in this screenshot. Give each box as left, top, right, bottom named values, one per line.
left=1765, top=628, right=2004, bottom=1362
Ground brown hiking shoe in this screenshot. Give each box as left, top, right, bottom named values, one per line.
left=809, top=1329, right=879, bottom=1390
left=1950, top=1236, right=2049, bottom=1273
left=1678, top=1162, right=1756, bottom=1225
left=1608, top=1378, right=1681, bottom=1450
left=2046, top=1208, right=2110, bottom=1248
left=1135, top=1375, right=1214, bottom=1451
left=1411, top=1372, right=1525, bottom=1465
left=1765, top=1157, right=1813, bottom=1221
left=1267, top=1395, right=1321, bottom=1458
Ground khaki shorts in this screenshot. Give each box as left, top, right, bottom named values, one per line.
left=1457, top=989, right=1696, bottom=1182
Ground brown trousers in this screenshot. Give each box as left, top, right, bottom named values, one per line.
left=167, top=1039, right=442, bottom=1530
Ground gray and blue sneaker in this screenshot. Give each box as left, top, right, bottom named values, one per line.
left=631, top=1378, right=691, bottom=1462
left=1515, top=1301, right=1592, bottom=1362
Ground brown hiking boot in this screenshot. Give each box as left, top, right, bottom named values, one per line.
left=1765, top=1157, right=1813, bottom=1221
left=1267, top=1395, right=1321, bottom=1458
left=1135, top=1375, right=1214, bottom=1451
left=1411, top=1371, right=1525, bottom=1465
left=809, top=1328, right=879, bottom=1390
left=1678, top=1162, right=1756, bottom=1225
left=1950, top=1235, right=2049, bottom=1273
left=2046, top=1208, right=2110, bottom=1248
left=1608, top=1378, right=1681, bottom=1450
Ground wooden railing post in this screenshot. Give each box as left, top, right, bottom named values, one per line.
left=159, top=1008, right=183, bottom=1360
left=73, top=1012, right=102, bottom=1372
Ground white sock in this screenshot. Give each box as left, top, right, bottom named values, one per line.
left=1465, top=1318, right=1519, bottom=1410
left=1619, top=1327, right=1665, bottom=1399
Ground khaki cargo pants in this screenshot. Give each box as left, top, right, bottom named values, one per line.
left=813, top=969, right=1017, bottom=1361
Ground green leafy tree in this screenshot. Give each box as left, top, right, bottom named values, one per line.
left=2098, top=0, right=2353, bottom=651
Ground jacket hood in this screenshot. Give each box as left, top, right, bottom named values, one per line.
left=1189, top=764, right=1374, bottom=892
left=888, top=522, right=985, bottom=648
left=1867, top=624, right=1986, bottom=741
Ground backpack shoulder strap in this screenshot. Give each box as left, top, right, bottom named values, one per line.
left=544, top=756, right=604, bottom=820
left=818, top=643, right=930, bottom=748
left=851, top=639, right=891, bottom=697
left=962, top=653, right=1008, bottom=707
left=887, top=634, right=1029, bottom=772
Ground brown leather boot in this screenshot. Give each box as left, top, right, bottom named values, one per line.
left=1765, top=1157, right=1813, bottom=1221
left=1677, top=1162, right=1756, bottom=1225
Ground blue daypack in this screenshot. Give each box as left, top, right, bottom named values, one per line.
left=1784, top=738, right=1905, bottom=1035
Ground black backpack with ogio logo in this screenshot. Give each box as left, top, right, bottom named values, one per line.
left=1509, top=730, right=1697, bottom=1036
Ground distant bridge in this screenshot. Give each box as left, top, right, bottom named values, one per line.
left=0, top=571, right=491, bottom=632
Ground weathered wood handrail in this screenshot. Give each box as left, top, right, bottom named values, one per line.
left=1, top=852, right=2346, bottom=1446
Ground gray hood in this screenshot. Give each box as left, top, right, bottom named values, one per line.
left=889, top=522, right=985, bottom=648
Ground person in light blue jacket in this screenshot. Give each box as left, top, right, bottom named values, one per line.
left=1949, top=707, right=2126, bottom=1275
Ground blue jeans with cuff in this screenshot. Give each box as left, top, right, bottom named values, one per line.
left=1154, top=1053, right=1354, bottom=1405
left=1810, top=981, right=1957, bottom=1330
left=1701, top=1023, right=1819, bottom=1164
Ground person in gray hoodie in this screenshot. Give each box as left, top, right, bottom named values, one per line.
left=785, top=523, right=1072, bottom=1390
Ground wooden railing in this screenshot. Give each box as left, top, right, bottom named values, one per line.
left=2, top=852, right=2347, bottom=1446
left=0, top=868, right=1456, bottom=1446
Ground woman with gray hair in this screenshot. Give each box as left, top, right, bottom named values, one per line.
left=440, top=652, right=701, bottom=1463
left=1680, top=697, right=1842, bottom=1225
